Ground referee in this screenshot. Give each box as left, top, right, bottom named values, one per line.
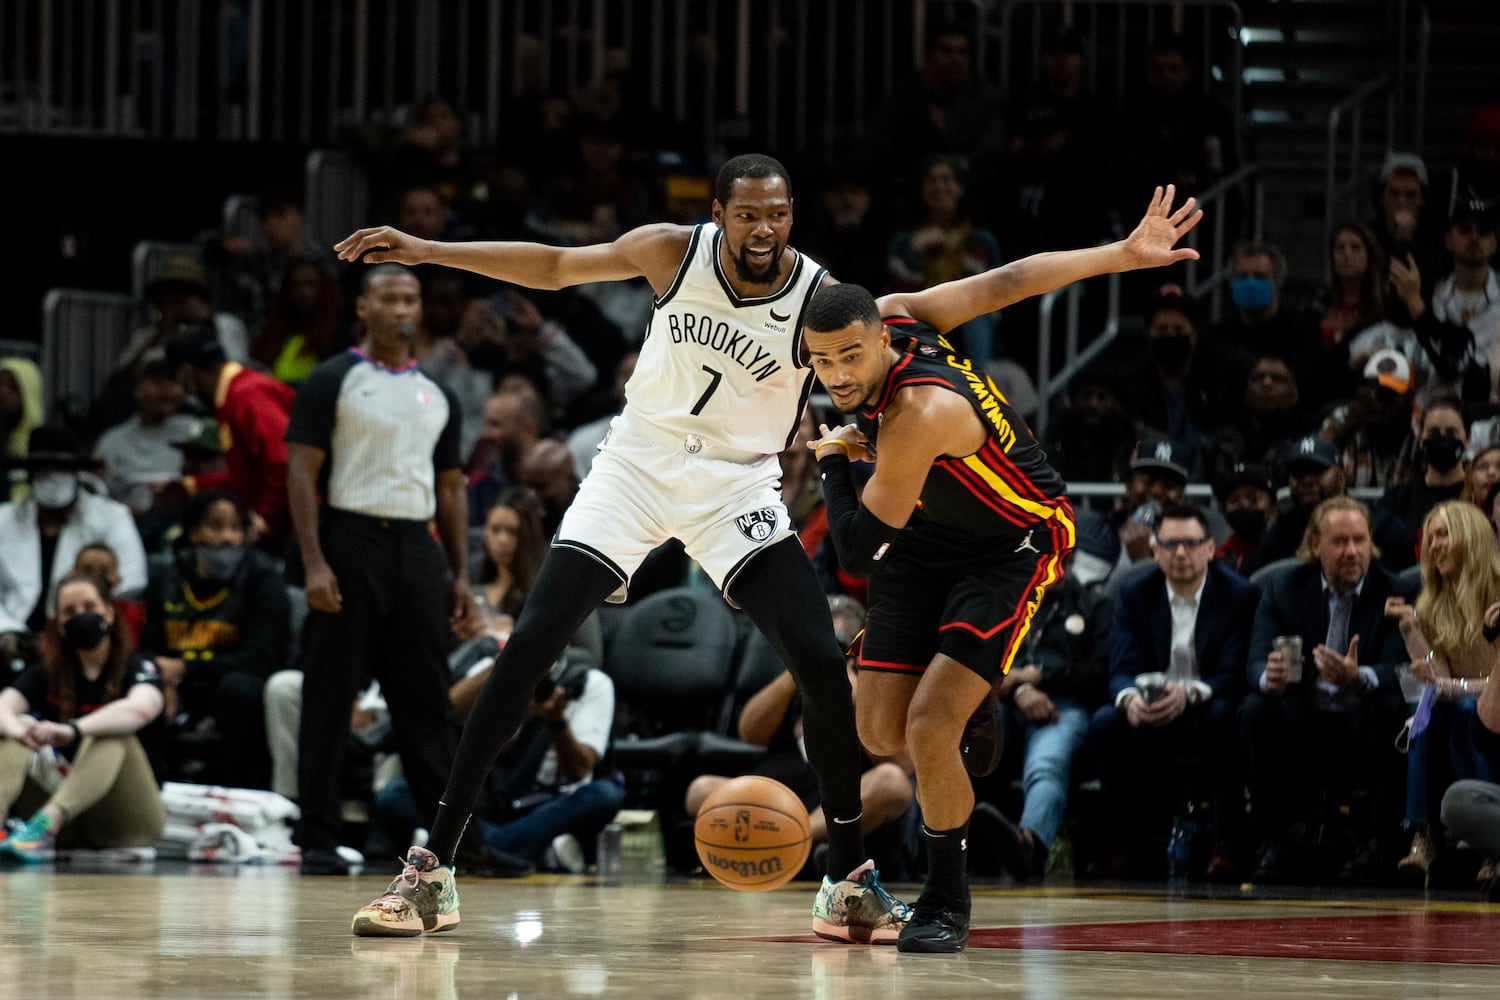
left=286, top=263, right=521, bottom=876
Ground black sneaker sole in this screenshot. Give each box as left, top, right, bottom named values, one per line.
left=895, top=930, right=968, bottom=954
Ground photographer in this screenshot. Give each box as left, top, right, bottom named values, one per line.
left=370, top=648, right=622, bottom=873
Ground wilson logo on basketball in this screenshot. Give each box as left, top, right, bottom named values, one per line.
left=735, top=507, right=778, bottom=542
left=703, top=851, right=786, bottom=878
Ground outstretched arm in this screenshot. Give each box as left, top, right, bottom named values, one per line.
left=878, top=185, right=1203, bottom=333
left=334, top=222, right=693, bottom=295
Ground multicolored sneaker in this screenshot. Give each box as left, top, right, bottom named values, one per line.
left=351, top=846, right=460, bottom=937
left=0, top=813, right=56, bottom=864
left=812, top=859, right=911, bottom=944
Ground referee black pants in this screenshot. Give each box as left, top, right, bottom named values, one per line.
left=296, top=510, right=464, bottom=852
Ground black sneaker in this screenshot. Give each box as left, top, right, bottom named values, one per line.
left=960, top=697, right=1003, bottom=778
left=1249, top=840, right=1287, bottom=885
left=453, top=843, right=533, bottom=878
left=301, top=846, right=360, bottom=876
left=978, top=803, right=1043, bottom=881
left=896, top=887, right=970, bottom=954
left=1339, top=838, right=1390, bottom=886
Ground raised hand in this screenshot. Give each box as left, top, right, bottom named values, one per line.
left=334, top=226, right=430, bottom=265
left=1121, top=185, right=1204, bottom=269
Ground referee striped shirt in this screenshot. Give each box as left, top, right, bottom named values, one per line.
left=286, top=348, right=462, bottom=520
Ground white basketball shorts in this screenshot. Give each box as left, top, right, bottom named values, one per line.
left=554, top=414, right=795, bottom=603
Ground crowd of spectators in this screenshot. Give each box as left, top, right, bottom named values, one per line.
left=3, top=20, right=1499, bottom=899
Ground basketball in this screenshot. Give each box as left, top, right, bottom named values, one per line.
left=694, top=775, right=812, bottom=892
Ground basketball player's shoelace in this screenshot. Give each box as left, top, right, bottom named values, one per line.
left=859, top=868, right=913, bottom=922
left=366, top=856, right=427, bottom=912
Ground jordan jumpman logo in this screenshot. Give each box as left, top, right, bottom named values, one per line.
left=1015, top=529, right=1040, bottom=555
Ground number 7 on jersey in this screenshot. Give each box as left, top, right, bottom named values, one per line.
left=690, top=365, right=723, bottom=416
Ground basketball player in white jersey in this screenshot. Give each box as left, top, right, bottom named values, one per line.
left=333, top=154, right=910, bottom=943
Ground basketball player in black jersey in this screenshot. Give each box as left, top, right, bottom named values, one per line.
left=803, top=185, right=1203, bottom=952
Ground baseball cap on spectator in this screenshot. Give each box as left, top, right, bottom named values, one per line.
left=1362, top=348, right=1413, bottom=394
left=1213, top=462, right=1273, bottom=506
left=9, top=425, right=100, bottom=472
left=1450, top=197, right=1497, bottom=231
left=164, top=323, right=227, bottom=369
left=1130, top=435, right=1189, bottom=484
left=1283, top=434, right=1340, bottom=474
left=146, top=254, right=211, bottom=304
left=1380, top=151, right=1428, bottom=189
left=172, top=417, right=226, bottom=456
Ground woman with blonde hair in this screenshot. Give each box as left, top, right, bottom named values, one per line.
left=1390, top=500, right=1498, bottom=881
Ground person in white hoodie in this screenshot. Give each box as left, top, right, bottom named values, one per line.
left=0, top=426, right=146, bottom=668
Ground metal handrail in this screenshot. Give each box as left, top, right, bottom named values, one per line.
left=1323, top=74, right=1393, bottom=267
left=1032, top=266, right=1120, bottom=441
left=1034, top=159, right=1264, bottom=440
left=1182, top=160, right=1265, bottom=318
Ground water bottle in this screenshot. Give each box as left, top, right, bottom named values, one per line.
left=1166, top=816, right=1190, bottom=887
left=596, top=822, right=623, bottom=884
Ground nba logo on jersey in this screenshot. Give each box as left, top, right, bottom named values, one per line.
left=735, top=507, right=778, bottom=542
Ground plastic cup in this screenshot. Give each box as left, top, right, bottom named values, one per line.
left=1134, top=671, right=1168, bottom=704
left=1395, top=663, right=1425, bottom=703
left=1273, top=635, right=1303, bottom=684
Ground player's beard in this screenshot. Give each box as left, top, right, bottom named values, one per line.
left=825, top=382, right=873, bottom=414
left=731, top=241, right=783, bottom=285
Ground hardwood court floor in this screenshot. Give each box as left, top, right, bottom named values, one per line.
left=2, top=860, right=1498, bottom=999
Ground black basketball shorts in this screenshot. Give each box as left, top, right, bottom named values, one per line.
left=857, top=513, right=1075, bottom=683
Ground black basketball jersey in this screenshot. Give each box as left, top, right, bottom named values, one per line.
left=854, top=317, right=1068, bottom=537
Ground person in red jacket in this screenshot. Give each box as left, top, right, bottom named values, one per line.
left=165, top=325, right=295, bottom=551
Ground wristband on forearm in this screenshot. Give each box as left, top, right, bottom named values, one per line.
left=817, top=451, right=901, bottom=575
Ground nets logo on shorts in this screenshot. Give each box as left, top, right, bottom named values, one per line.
left=735, top=507, right=779, bottom=542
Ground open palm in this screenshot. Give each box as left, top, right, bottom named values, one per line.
left=1122, top=185, right=1204, bottom=268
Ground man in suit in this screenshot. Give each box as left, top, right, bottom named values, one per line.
left=1241, top=495, right=1413, bottom=885
left=1086, top=502, right=1258, bottom=878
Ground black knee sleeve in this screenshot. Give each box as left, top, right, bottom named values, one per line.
left=428, top=547, right=622, bottom=860
left=729, top=538, right=863, bottom=821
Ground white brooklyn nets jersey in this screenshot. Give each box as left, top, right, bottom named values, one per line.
left=621, top=223, right=826, bottom=456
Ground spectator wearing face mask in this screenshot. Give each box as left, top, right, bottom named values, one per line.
left=0, top=427, right=147, bottom=670
left=1377, top=396, right=1471, bottom=560
left=1122, top=284, right=1248, bottom=479
left=1213, top=463, right=1276, bottom=578
left=1210, top=242, right=1324, bottom=406
left=140, top=490, right=290, bottom=789
left=0, top=573, right=167, bottom=862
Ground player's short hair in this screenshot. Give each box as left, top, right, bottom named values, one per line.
left=810, top=284, right=876, bottom=335
left=803, top=284, right=882, bottom=334
left=361, top=262, right=418, bottom=293
left=714, top=153, right=793, bottom=206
